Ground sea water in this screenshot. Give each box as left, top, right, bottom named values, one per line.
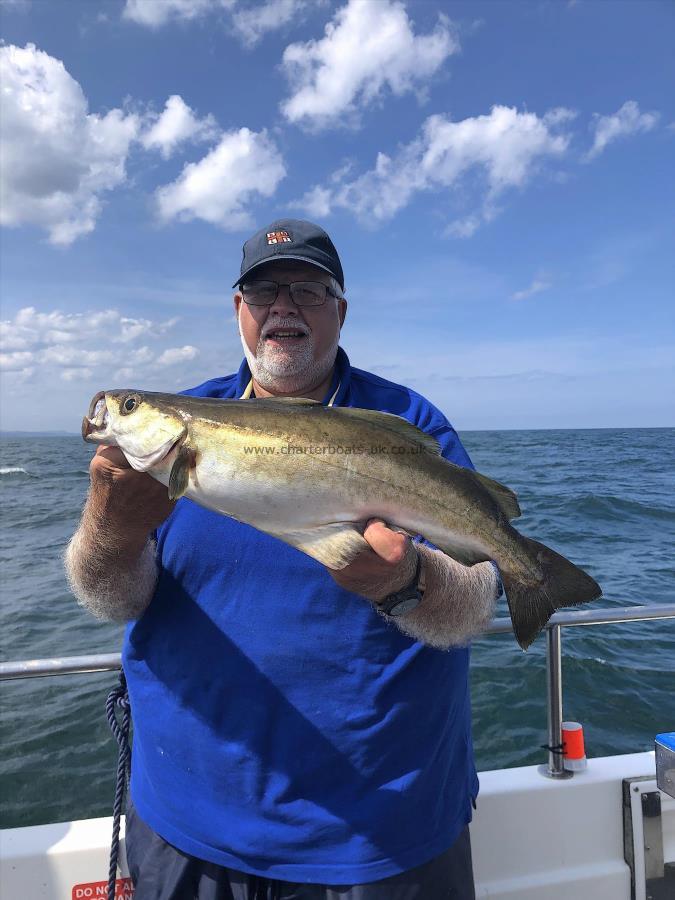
left=1, top=429, right=674, bottom=827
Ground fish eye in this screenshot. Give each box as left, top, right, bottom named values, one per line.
left=122, top=395, right=139, bottom=414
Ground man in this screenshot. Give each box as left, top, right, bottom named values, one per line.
left=66, top=219, right=499, bottom=899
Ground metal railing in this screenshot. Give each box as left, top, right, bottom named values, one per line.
left=2, top=603, right=674, bottom=778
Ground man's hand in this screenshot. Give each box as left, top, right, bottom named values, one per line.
left=328, top=519, right=418, bottom=602
left=88, top=445, right=176, bottom=551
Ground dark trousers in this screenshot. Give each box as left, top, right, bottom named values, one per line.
left=125, top=800, right=476, bottom=900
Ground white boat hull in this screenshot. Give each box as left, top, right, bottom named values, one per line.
left=2, top=752, right=673, bottom=899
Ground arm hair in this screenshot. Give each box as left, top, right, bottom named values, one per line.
left=380, top=545, right=499, bottom=648
left=64, top=519, right=158, bottom=623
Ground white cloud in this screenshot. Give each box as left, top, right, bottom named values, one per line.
left=155, top=127, right=286, bottom=229
left=0, top=350, right=34, bottom=371
left=0, top=306, right=198, bottom=382
left=41, top=346, right=116, bottom=367
left=511, top=278, right=552, bottom=301
left=140, top=95, right=219, bottom=158
left=293, top=160, right=356, bottom=216
left=127, top=346, right=156, bottom=365
left=297, top=105, right=571, bottom=233
left=123, top=0, right=328, bottom=49
left=0, top=308, right=155, bottom=352
left=586, top=100, right=659, bottom=160
left=62, top=368, right=93, bottom=382
left=124, top=0, right=302, bottom=45
left=231, top=0, right=310, bottom=47
left=280, top=0, right=458, bottom=130
left=157, top=345, right=199, bottom=365
left=123, top=0, right=230, bottom=27
left=118, top=316, right=179, bottom=342
left=293, top=185, right=333, bottom=218
left=444, top=201, right=501, bottom=239
left=0, top=43, right=139, bottom=245
left=444, top=215, right=483, bottom=239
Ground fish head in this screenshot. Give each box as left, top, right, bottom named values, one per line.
left=82, top=390, right=187, bottom=472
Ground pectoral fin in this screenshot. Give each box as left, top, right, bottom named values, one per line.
left=275, top=523, right=370, bottom=570
left=169, top=444, right=196, bottom=500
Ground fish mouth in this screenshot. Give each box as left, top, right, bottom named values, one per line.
left=82, top=391, right=111, bottom=442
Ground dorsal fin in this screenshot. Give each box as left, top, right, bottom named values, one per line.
left=469, top=470, right=521, bottom=520
left=335, top=408, right=442, bottom=455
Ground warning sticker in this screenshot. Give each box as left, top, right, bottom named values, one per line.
left=72, top=878, right=133, bottom=899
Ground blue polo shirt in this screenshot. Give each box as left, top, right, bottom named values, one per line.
left=123, top=347, right=479, bottom=884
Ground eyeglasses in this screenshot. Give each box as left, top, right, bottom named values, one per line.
left=240, top=280, right=340, bottom=307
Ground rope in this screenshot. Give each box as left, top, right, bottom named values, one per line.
left=541, top=742, right=564, bottom=755
left=106, top=671, right=131, bottom=900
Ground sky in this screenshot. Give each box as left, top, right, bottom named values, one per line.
left=1, top=0, right=673, bottom=432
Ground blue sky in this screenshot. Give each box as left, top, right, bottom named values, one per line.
left=1, top=0, right=673, bottom=431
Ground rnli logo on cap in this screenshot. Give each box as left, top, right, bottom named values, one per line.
left=267, top=230, right=292, bottom=245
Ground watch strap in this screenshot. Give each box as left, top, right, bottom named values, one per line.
left=377, top=550, right=423, bottom=617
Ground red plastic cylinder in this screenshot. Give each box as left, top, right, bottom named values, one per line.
left=562, top=721, right=586, bottom=760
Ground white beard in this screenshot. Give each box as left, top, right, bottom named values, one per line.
left=238, top=314, right=340, bottom=395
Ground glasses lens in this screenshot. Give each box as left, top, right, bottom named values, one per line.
left=242, top=281, right=277, bottom=305
left=290, top=282, right=327, bottom=306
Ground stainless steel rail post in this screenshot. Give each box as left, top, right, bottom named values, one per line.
left=542, top=624, right=572, bottom=779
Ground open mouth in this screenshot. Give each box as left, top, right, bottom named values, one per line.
left=82, top=391, right=109, bottom=440
left=264, top=328, right=308, bottom=342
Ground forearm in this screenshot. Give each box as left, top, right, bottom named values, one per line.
left=64, top=492, right=159, bottom=623
left=385, top=546, right=499, bottom=648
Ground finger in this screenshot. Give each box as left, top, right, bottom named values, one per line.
left=363, top=519, right=409, bottom=565
left=364, top=519, right=411, bottom=536
left=94, top=445, right=131, bottom=468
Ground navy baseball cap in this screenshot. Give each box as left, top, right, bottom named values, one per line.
left=233, top=218, right=344, bottom=291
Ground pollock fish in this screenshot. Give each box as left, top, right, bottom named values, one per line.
left=82, top=389, right=601, bottom=648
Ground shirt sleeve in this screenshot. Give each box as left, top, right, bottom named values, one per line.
left=427, top=421, right=475, bottom=470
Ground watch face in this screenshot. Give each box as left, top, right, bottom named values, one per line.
left=389, top=594, right=421, bottom=617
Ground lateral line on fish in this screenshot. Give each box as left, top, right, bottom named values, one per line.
left=290, top=447, right=483, bottom=525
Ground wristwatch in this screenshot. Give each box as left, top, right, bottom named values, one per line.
left=377, top=549, right=424, bottom=617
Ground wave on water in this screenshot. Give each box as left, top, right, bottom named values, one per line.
left=0, top=467, right=35, bottom=477
left=555, top=493, right=674, bottom=522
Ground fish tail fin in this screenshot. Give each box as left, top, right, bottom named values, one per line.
left=502, top=537, right=601, bottom=650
